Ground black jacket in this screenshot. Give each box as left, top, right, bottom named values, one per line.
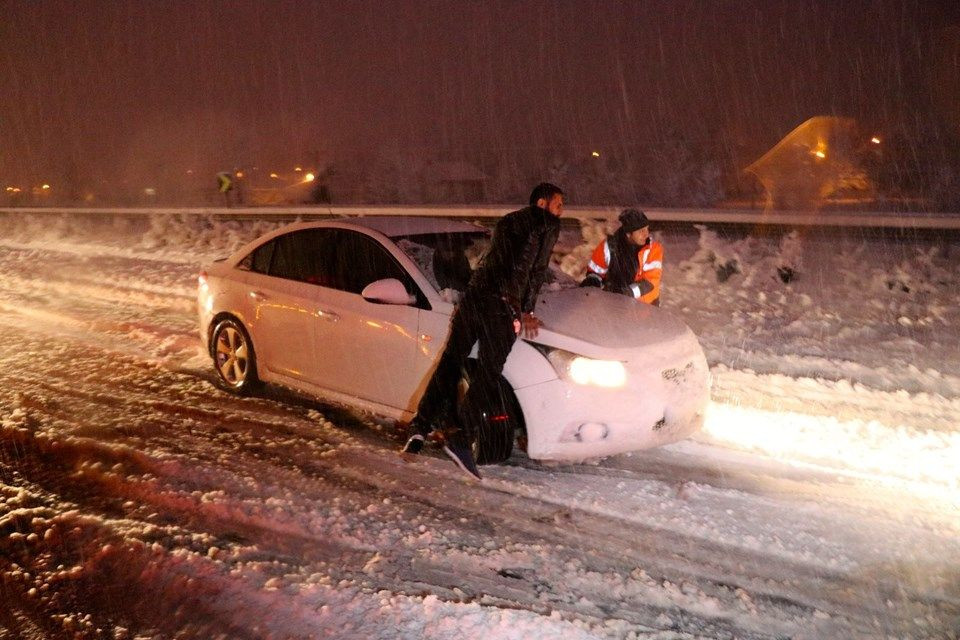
left=468, top=205, right=561, bottom=313
left=605, top=230, right=652, bottom=296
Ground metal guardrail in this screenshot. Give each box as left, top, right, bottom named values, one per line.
left=2, top=205, right=960, bottom=229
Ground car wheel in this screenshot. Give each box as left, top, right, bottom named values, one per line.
left=458, top=361, right=522, bottom=465
left=212, top=317, right=259, bottom=395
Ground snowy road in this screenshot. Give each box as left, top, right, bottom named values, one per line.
left=1, top=214, right=958, bottom=639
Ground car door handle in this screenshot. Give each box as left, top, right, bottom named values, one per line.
left=317, top=309, right=340, bottom=322
left=249, top=290, right=270, bottom=301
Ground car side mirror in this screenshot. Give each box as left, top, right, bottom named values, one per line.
left=361, top=278, right=416, bottom=305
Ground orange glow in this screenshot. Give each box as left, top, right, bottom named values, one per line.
left=811, top=139, right=828, bottom=160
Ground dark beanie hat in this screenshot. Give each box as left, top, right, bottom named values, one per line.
left=619, top=208, right=650, bottom=232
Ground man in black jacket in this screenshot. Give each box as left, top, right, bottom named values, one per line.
left=402, top=182, right=565, bottom=479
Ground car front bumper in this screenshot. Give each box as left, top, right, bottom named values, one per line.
left=517, top=351, right=709, bottom=461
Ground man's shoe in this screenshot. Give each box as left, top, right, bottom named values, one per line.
left=442, top=442, right=482, bottom=481
left=401, top=434, right=425, bottom=456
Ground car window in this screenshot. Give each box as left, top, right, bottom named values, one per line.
left=237, top=239, right=275, bottom=273
left=330, top=231, right=415, bottom=295
left=395, top=231, right=577, bottom=293
left=394, top=232, right=487, bottom=292
left=267, top=229, right=339, bottom=285
left=252, top=240, right=276, bottom=273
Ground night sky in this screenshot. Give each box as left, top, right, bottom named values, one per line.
left=1, top=0, right=958, bottom=195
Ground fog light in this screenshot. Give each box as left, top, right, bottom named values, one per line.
left=576, top=422, right=609, bottom=442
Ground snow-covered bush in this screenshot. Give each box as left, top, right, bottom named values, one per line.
left=677, top=225, right=743, bottom=285
left=677, top=225, right=803, bottom=288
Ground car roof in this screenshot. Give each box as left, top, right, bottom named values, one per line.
left=289, top=216, right=488, bottom=238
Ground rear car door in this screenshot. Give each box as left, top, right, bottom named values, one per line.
left=241, top=229, right=337, bottom=382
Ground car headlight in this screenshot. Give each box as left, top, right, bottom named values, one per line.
left=535, top=345, right=627, bottom=388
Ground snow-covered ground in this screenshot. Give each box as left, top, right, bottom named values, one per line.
left=1, top=211, right=958, bottom=639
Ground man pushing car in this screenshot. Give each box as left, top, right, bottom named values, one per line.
left=401, top=182, right=565, bottom=479
left=580, top=208, right=662, bottom=306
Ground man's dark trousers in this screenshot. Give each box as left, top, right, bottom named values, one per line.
left=411, top=292, right=518, bottom=440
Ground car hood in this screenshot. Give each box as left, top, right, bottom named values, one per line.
left=530, top=287, right=698, bottom=360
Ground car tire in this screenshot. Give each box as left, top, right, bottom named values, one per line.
left=458, top=360, right=521, bottom=465
left=211, top=317, right=260, bottom=396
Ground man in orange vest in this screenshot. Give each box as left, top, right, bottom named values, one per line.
left=581, top=209, right=663, bottom=306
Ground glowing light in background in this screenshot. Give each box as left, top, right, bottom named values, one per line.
left=812, top=140, right=828, bottom=159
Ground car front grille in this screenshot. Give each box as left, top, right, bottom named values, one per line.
left=662, top=361, right=695, bottom=385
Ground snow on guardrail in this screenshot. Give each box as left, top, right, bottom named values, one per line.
left=2, top=205, right=960, bottom=229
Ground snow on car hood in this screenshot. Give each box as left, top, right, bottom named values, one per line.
left=531, top=287, right=699, bottom=360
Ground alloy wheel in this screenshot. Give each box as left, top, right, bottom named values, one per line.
left=216, top=325, right=249, bottom=386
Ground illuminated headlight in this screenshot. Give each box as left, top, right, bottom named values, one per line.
left=544, top=347, right=627, bottom=388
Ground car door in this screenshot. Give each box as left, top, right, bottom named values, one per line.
left=313, top=230, right=430, bottom=411
left=242, top=229, right=336, bottom=382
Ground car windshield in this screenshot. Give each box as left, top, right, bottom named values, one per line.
left=394, top=231, right=577, bottom=294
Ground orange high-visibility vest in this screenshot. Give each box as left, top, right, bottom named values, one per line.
left=587, top=238, right=663, bottom=304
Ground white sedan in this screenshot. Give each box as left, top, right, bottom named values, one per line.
left=197, top=216, right=709, bottom=464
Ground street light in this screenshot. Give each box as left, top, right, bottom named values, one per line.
left=304, top=172, right=315, bottom=182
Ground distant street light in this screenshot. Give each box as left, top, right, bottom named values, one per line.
left=270, top=173, right=279, bottom=178
left=304, top=172, right=316, bottom=182
left=294, top=166, right=302, bottom=172
left=591, top=151, right=601, bottom=157
left=871, top=137, right=881, bottom=144
left=41, top=184, right=50, bottom=190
